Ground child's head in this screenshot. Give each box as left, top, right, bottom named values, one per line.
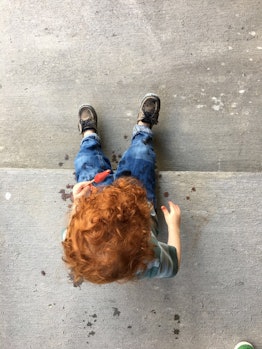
left=62, top=177, right=155, bottom=284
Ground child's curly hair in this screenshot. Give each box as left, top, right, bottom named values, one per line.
left=62, top=177, right=155, bottom=284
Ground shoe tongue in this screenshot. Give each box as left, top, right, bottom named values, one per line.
left=143, top=99, right=155, bottom=112
left=143, top=111, right=154, bottom=118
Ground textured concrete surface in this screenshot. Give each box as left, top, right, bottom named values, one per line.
left=0, top=169, right=262, bottom=349
left=0, top=0, right=262, bottom=171
left=1, top=1, right=262, bottom=348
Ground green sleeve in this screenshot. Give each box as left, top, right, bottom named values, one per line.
left=137, top=233, right=179, bottom=279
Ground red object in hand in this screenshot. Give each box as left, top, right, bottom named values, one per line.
left=93, top=170, right=111, bottom=183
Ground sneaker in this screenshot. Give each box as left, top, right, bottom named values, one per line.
left=78, top=104, right=98, bottom=134
left=234, top=341, right=254, bottom=349
left=137, top=93, right=161, bottom=128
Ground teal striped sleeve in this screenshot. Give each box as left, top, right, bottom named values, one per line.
left=62, top=228, right=67, bottom=241
left=137, top=233, right=179, bottom=279
left=136, top=207, right=179, bottom=279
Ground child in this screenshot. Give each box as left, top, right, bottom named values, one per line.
left=62, top=93, right=181, bottom=284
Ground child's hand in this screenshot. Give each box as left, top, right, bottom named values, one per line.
left=162, top=201, right=182, bottom=266
left=161, top=201, right=181, bottom=228
left=73, top=181, right=92, bottom=200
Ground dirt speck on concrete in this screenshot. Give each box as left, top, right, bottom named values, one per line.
left=59, top=188, right=73, bottom=202
left=112, top=153, right=118, bottom=163
left=112, top=307, right=120, bottom=317
left=88, top=331, right=95, bottom=337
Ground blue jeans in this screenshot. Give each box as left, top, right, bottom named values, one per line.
left=74, top=125, right=156, bottom=207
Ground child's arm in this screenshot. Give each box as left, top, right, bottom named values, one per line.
left=161, top=201, right=181, bottom=267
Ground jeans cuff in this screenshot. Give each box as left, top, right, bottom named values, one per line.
left=81, top=133, right=100, bottom=145
left=132, top=125, right=153, bottom=137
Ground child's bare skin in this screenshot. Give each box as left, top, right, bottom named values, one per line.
left=72, top=181, right=92, bottom=200
left=161, top=202, right=181, bottom=267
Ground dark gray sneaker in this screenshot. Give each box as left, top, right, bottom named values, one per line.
left=78, top=104, right=98, bottom=134
left=137, top=93, right=161, bottom=128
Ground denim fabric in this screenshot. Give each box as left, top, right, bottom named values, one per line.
left=74, top=125, right=156, bottom=206
left=115, top=125, right=156, bottom=207
left=74, top=134, right=114, bottom=186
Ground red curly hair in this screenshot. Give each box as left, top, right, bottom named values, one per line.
left=62, top=177, right=155, bottom=284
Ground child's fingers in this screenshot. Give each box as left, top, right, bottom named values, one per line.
left=78, top=184, right=89, bottom=192
left=161, top=205, right=169, bottom=215
left=79, top=185, right=90, bottom=196
left=74, top=186, right=91, bottom=200
left=73, top=182, right=92, bottom=198
left=80, top=181, right=92, bottom=188
left=170, top=202, right=181, bottom=217
left=162, top=202, right=181, bottom=215
left=161, top=205, right=171, bottom=224
left=168, top=201, right=177, bottom=208
left=74, top=181, right=91, bottom=194
left=74, top=185, right=84, bottom=195
left=167, top=201, right=176, bottom=212
left=166, top=201, right=181, bottom=217
left=162, top=202, right=176, bottom=212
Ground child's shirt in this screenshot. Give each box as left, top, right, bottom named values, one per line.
left=136, top=208, right=179, bottom=279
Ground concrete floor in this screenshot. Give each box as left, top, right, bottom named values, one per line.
left=0, top=0, right=262, bottom=348
left=1, top=170, right=262, bottom=349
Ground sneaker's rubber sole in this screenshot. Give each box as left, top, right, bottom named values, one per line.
left=234, top=341, right=254, bottom=349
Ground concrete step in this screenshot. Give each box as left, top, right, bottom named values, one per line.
left=1, top=93, right=261, bottom=173
left=0, top=169, right=261, bottom=349
left=1, top=0, right=262, bottom=172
